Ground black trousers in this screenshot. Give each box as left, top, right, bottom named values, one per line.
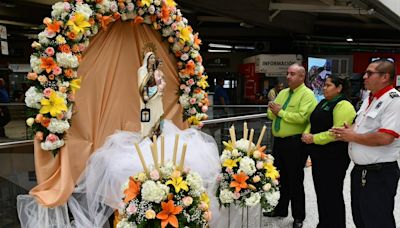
left=272, top=135, right=308, bottom=221
left=310, top=151, right=350, bottom=228
left=351, top=162, right=400, bottom=228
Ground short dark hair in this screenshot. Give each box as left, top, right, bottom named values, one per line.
left=371, top=58, right=395, bottom=80
left=327, top=74, right=351, bottom=99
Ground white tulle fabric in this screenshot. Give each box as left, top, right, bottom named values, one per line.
left=17, top=120, right=222, bottom=227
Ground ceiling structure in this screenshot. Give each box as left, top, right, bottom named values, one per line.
left=1, top=0, right=400, bottom=55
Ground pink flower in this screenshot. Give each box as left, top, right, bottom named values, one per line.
left=171, top=23, right=178, bottom=30
left=233, top=192, right=241, bottom=199
left=256, top=161, right=264, bottom=170
left=63, top=2, right=71, bottom=11
left=27, top=72, right=38, bottom=80
left=126, top=204, right=137, bottom=215
left=216, top=174, right=223, bottom=182
left=43, top=88, right=53, bottom=98
left=150, top=170, right=160, bottom=180
left=187, top=79, right=194, bottom=86
left=189, top=108, right=197, bottom=115
left=182, top=196, right=193, bottom=206
left=225, top=167, right=233, bottom=174
left=184, top=87, right=191, bottom=94
left=180, top=84, right=186, bottom=90
left=127, top=3, right=134, bottom=11
left=201, top=105, right=208, bottom=113
left=52, top=66, right=62, bottom=75
left=46, top=134, right=59, bottom=143
left=45, top=47, right=55, bottom=56
left=189, top=98, right=197, bottom=105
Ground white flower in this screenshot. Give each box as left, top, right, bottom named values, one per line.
left=116, top=218, right=135, bottom=228
left=162, top=27, right=173, bottom=37
left=25, top=87, right=43, bottom=109
left=154, top=0, right=161, bottom=6
left=219, top=189, right=234, bottom=204
left=190, top=50, right=199, bottom=59
left=239, top=157, right=256, bottom=176
left=41, top=138, right=65, bottom=151
left=245, top=192, right=261, bottom=207
left=51, top=2, right=66, bottom=18
left=148, top=5, right=155, bottom=14
left=159, top=161, right=174, bottom=178
left=96, top=0, right=111, bottom=14
left=75, top=3, right=93, bottom=20
left=150, top=169, right=160, bottom=180
left=179, top=94, right=190, bottom=108
left=231, top=149, right=240, bottom=157
left=264, top=190, right=280, bottom=207
left=47, top=118, right=70, bottom=134
left=180, top=53, right=189, bottom=61
left=26, top=118, right=34, bottom=127
left=56, top=52, right=79, bottom=68
left=236, top=138, right=255, bottom=152
left=141, top=181, right=169, bottom=203
left=30, top=55, right=43, bottom=74
left=38, top=31, right=50, bottom=45
left=186, top=172, right=203, bottom=192
left=220, top=150, right=231, bottom=163
left=55, top=35, right=66, bottom=45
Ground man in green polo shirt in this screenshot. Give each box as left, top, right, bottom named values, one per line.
left=266, top=63, right=317, bottom=228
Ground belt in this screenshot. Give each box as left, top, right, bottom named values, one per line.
left=354, top=161, right=398, bottom=171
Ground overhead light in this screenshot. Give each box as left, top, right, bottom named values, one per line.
left=208, top=43, right=233, bottom=49
left=208, top=49, right=232, bottom=53
left=234, top=45, right=255, bottom=50
left=346, top=36, right=353, bottom=42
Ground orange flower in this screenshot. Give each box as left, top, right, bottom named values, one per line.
left=59, top=44, right=71, bottom=53
left=123, top=177, right=141, bottom=203
left=196, top=55, right=203, bottom=63
left=113, top=12, right=121, bottom=20
left=161, top=5, right=170, bottom=23
left=71, top=44, right=80, bottom=53
left=40, top=57, right=56, bottom=73
left=133, top=16, right=144, bottom=24
left=182, top=60, right=195, bottom=76
left=46, top=20, right=61, bottom=33
left=257, top=145, right=267, bottom=159
left=99, top=15, right=114, bottom=30
left=41, top=118, right=50, bottom=128
left=67, top=31, right=77, bottom=40
left=194, top=33, right=202, bottom=46
left=156, top=200, right=183, bottom=228
left=64, top=69, right=74, bottom=78
left=230, top=172, right=249, bottom=192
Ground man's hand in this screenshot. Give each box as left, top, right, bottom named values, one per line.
left=268, top=102, right=282, bottom=116
left=330, top=123, right=355, bottom=142
left=301, top=133, right=314, bottom=144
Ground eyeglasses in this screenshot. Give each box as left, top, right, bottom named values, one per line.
left=363, top=71, right=385, bottom=77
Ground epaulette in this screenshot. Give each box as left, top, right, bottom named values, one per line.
left=389, top=91, right=399, bottom=98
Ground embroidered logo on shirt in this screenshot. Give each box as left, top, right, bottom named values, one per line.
left=389, top=92, right=399, bottom=98
left=375, top=101, right=383, bottom=109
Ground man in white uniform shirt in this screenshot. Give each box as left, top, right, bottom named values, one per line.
left=331, top=58, right=400, bottom=228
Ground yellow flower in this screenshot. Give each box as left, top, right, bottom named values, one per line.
left=142, top=0, right=152, bottom=7
left=165, top=0, right=177, bottom=7
left=200, top=193, right=210, bottom=208
left=222, top=140, right=235, bottom=151
left=40, top=91, right=68, bottom=117
left=197, top=76, right=209, bottom=89
left=66, top=13, right=91, bottom=35
left=222, top=158, right=238, bottom=169
left=166, top=177, right=189, bottom=193
left=187, top=115, right=200, bottom=125
left=179, top=26, right=191, bottom=44
left=264, top=162, right=280, bottom=181
left=70, top=78, right=81, bottom=94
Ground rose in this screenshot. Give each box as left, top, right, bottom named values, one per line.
left=263, top=183, right=271, bottom=192
left=150, top=170, right=160, bottom=180
left=46, top=134, right=59, bottom=143
left=52, top=66, right=62, bottom=75
left=26, top=118, right=34, bottom=127
left=256, top=161, right=264, bottom=170
left=126, top=204, right=137, bottom=215
left=45, top=47, right=55, bottom=56
left=145, top=209, right=156, bottom=219
left=252, top=175, right=261, bottom=183
left=201, top=105, right=208, bottom=113
left=43, top=88, right=53, bottom=98
left=182, top=196, right=193, bottom=206
left=27, top=72, right=38, bottom=80
left=232, top=192, right=240, bottom=200
left=35, top=114, right=44, bottom=123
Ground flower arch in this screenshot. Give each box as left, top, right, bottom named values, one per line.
left=25, top=0, right=209, bottom=153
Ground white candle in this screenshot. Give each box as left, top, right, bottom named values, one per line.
left=248, top=129, right=254, bottom=153
left=243, top=122, right=248, bottom=140
left=134, top=143, right=149, bottom=175
left=173, top=134, right=179, bottom=165
left=256, top=125, right=267, bottom=147
left=229, top=126, right=236, bottom=146
left=161, top=135, right=165, bottom=166
left=179, top=143, right=187, bottom=171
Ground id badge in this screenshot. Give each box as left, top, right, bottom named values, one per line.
left=141, top=108, right=150, bottom=122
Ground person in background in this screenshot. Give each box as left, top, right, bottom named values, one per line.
left=331, top=59, right=400, bottom=228
left=266, top=63, right=317, bottom=228
left=302, top=74, right=356, bottom=228
left=213, top=78, right=229, bottom=117
left=268, top=82, right=284, bottom=101
left=0, top=78, right=10, bottom=138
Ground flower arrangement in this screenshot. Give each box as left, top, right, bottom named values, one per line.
left=25, top=0, right=209, bottom=154
left=217, top=123, right=280, bottom=213
left=117, top=135, right=211, bottom=228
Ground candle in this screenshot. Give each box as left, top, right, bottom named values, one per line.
left=173, top=134, right=180, bottom=165
left=134, top=143, right=149, bottom=175
left=256, top=125, right=267, bottom=147
left=152, top=135, right=158, bottom=167
left=150, top=144, right=159, bottom=172
left=243, top=122, right=248, bottom=140
left=248, top=129, right=254, bottom=153
left=229, top=126, right=236, bottom=147
left=179, top=143, right=187, bottom=171
left=161, top=135, right=165, bottom=166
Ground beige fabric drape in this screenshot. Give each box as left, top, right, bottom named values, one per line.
left=30, top=21, right=188, bottom=207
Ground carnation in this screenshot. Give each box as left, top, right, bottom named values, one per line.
left=141, top=181, right=169, bottom=203
left=186, top=172, right=203, bottom=192
left=47, top=118, right=70, bottom=134
left=41, top=137, right=65, bottom=151
left=235, top=138, right=255, bottom=152
left=179, top=94, right=190, bottom=108
left=219, top=189, right=234, bottom=204
left=264, top=190, right=280, bottom=208
left=245, top=192, right=261, bottom=207
left=239, top=156, right=256, bottom=176
left=56, top=52, right=79, bottom=68
left=38, top=31, right=50, bottom=45
left=30, top=55, right=43, bottom=74
left=25, top=87, right=44, bottom=109
left=116, top=218, right=135, bottom=228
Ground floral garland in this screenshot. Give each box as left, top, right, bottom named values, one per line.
left=117, top=161, right=212, bottom=228
left=216, top=127, right=280, bottom=212
left=24, top=0, right=209, bottom=153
